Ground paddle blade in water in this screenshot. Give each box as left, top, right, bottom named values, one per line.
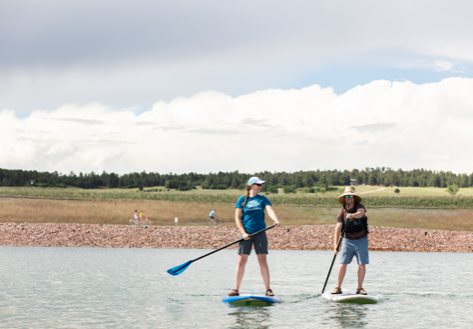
left=167, top=260, right=194, bottom=276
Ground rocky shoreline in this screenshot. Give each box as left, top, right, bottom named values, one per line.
left=0, top=222, right=472, bottom=252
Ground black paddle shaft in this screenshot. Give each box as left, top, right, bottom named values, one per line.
left=321, top=237, right=343, bottom=294
left=192, top=225, right=276, bottom=262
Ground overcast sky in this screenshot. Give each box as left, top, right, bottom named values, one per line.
left=1, top=0, right=473, bottom=174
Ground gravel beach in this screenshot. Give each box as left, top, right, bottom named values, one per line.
left=1, top=223, right=472, bottom=252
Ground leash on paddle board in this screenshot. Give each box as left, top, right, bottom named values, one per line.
left=321, top=236, right=343, bottom=294
left=167, top=224, right=277, bottom=276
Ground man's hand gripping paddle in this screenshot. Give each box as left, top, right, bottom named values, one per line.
left=167, top=225, right=276, bottom=276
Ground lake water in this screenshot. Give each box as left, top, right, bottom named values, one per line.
left=1, top=246, right=473, bottom=328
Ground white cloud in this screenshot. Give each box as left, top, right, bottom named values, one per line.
left=396, top=59, right=456, bottom=72
left=1, top=78, right=473, bottom=174
left=433, top=60, right=453, bottom=71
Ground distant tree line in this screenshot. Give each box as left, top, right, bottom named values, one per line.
left=0, top=167, right=472, bottom=190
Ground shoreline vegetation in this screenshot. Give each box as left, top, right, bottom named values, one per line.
left=2, top=192, right=473, bottom=231
left=2, top=186, right=473, bottom=234
left=2, top=185, right=473, bottom=250
left=3, top=186, right=473, bottom=208
left=1, top=223, right=472, bottom=252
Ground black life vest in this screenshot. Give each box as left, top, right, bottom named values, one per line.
left=342, top=203, right=368, bottom=234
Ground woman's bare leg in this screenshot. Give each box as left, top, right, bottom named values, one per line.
left=257, top=254, right=270, bottom=290
left=235, top=254, right=248, bottom=290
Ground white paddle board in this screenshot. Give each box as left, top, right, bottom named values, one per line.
left=322, top=289, right=381, bottom=304
left=222, top=293, right=282, bottom=306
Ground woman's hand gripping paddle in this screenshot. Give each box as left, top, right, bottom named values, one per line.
left=167, top=225, right=276, bottom=276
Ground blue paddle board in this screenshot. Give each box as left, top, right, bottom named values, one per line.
left=222, top=293, right=282, bottom=306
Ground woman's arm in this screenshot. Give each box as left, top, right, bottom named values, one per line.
left=235, top=208, right=250, bottom=240
left=265, top=205, right=281, bottom=226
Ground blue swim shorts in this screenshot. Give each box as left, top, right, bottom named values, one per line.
left=339, top=237, right=369, bottom=265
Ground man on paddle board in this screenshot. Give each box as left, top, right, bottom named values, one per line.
left=228, top=177, right=281, bottom=297
left=332, top=186, right=369, bottom=295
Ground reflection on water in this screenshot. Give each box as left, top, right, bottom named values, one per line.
left=228, top=306, right=272, bottom=329
left=323, top=304, right=368, bottom=328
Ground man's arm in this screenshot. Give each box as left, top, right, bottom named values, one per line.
left=345, top=208, right=365, bottom=219
left=334, top=223, right=343, bottom=255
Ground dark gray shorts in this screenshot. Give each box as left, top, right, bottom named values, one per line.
left=238, top=231, right=268, bottom=255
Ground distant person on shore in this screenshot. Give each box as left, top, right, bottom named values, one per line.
left=332, top=186, right=369, bottom=295
left=140, top=210, right=146, bottom=223
left=209, top=209, right=218, bottom=224
left=228, top=177, right=281, bottom=297
left=134, top=210, right=139, bottom=224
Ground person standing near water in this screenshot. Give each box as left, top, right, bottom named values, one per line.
left=332, top=186, right=369, bottom=295
left=228, top=177, right=281, bottom=297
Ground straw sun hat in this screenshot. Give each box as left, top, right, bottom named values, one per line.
left=337, top=186, right=362, bottom=204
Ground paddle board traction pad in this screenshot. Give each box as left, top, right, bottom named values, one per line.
left=222, top=294, right=282, bottom=305
left=322, top=290, right=382, bottom=304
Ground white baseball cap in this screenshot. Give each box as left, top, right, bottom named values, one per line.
left=247, top=177, right=266, bottom=186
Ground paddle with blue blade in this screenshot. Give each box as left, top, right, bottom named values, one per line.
left=167, top=225, right=276, bottom=276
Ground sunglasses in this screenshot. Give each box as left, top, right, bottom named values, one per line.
left=255, top=184, right=263, bottom=186
left=345, top=195, right=354, bottom=199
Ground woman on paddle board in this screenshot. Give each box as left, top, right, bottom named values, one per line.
left=228, top=177, right=281, bottom=297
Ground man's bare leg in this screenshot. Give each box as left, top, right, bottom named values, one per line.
left=357, top=264, right=366, bottom=289
left=337, top=264, right=348, bottom=289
